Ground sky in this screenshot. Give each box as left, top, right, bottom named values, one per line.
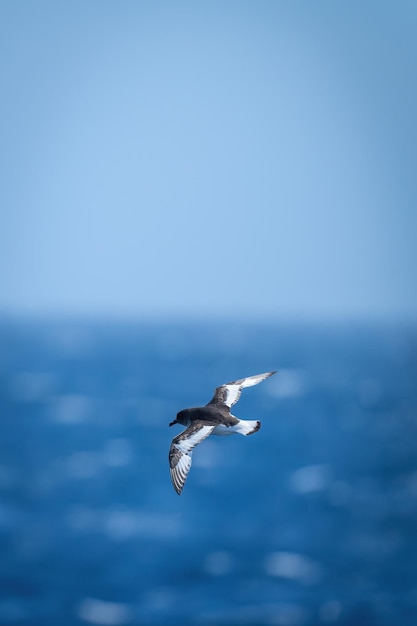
left=1, top=1, right=416, bottom=321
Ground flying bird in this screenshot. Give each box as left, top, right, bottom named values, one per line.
left=168, top=371, right=276, bottom=495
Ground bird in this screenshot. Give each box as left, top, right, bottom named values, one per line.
left=168, top=371, right=276, bottom=495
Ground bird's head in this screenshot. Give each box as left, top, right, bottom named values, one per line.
left=169, top=409, right=190, bottom=427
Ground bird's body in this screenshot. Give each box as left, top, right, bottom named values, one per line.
left=175, top=405, right=245, bottom=430
left=168, top=371, right=276, bottom=494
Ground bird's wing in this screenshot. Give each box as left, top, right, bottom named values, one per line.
left=169, top=422, right=215, bottom=495
left=207, top=371, right=276, bottom=408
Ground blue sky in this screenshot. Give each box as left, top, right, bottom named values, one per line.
left=1, top=1, right=416, bottom=320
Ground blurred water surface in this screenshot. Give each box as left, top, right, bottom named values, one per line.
left=0, top=319, right=416, bottom=626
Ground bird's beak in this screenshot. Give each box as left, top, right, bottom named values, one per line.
left=169, top=419, right=177, bottom=427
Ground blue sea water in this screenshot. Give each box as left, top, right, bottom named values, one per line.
left=0, top=318, right=416, bottom=626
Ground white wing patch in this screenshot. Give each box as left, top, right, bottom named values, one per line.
left=210, top=371, right=276, bottom=408
left=222, top=383, right=242, bottom=407
left=237, top=371, right=276, bottom=389
left=169, top=424, right=215, bottom=495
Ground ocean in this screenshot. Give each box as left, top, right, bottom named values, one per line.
left=0, top=318, right=416, bottom=626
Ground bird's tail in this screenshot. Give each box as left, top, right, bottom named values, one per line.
left=235, top=419, right=261, bottom=436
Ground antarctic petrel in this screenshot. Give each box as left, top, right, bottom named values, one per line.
left=168, top=371, right=276, bottom=495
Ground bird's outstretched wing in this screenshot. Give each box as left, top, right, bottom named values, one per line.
left=207, top=371, right=276, bottom=408
left=169, top=422, right=215, bottom=495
